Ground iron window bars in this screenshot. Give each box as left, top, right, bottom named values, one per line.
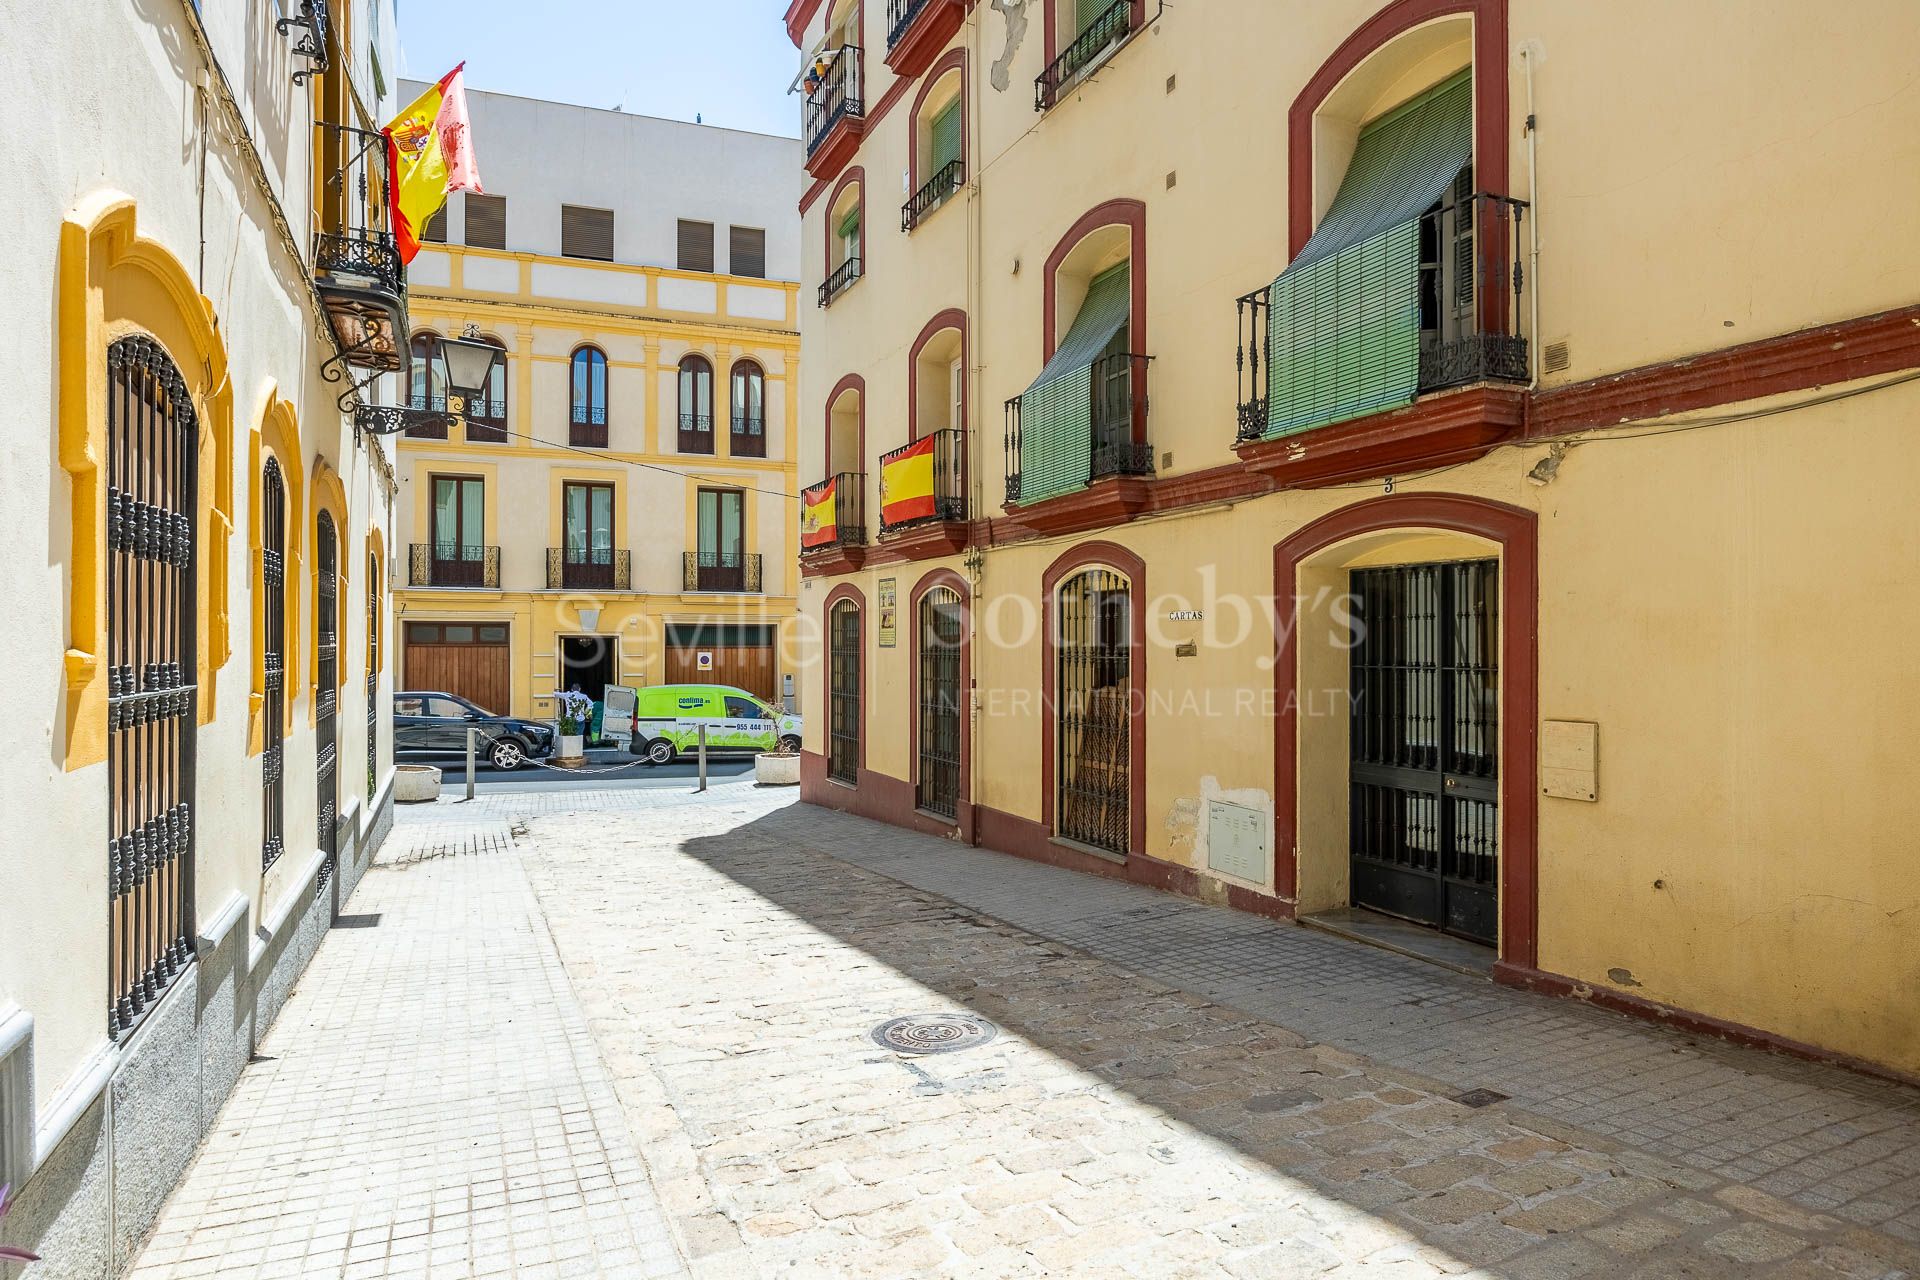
left=828, top=603, right=862, bottom=784
left=315, top=511, right=339, bottom=897
left=1055, top=568, right=1131, bottom=856
left=916, top=588, right=964, bottom=819
left=262, top=459, right=287, bottom=872
left=107, top=335, right=199, bottom=1041
left=366, top=549, right=379, bottom=800
left=1035, top=0, right=1134, bottom=112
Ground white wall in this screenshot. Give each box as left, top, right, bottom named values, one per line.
left=402, top=81, right=803, bottom=280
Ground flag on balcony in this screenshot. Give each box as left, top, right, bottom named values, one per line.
left=880, top=435, right=937, bottom=525
left=384, top=63, right=484, bottom=264
left=800, top=477, right=838, bottom=548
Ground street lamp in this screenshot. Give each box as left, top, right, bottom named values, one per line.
left=438, top=327, right=502, bottom=413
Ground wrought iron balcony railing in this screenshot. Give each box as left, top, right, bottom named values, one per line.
left=683, top=551, right=764, bottom=594
left=401, top=393, right=450, bottom=439
left=730, top=413, right=767, bottom=458
left=1005, top=353, right=1153, bottom=506
left=547, top=546, right=631, bottom=591
left=1234, top=191, right=1529, bottom=443
left=314, top=122, right=406, bottom=374
left=804, top=46, right=864, bottom=157
left=879, top=429, right=966, bottom=532
left=818, top=257, right=863, bottom=308
left=570, top=403, right=608, bottom=447
left=887, top=0, right=935, bottom=50
left=902, top=160, right=964, bottom=233
left=1035, top=0, right=1135, bottom=112
left=802, top=472, right=868, bottom=550
left=410, top=543, right=500, bottom=589
left=463, top=397, right=508, bottom=442
left=679, top=412, right=715, bottom=454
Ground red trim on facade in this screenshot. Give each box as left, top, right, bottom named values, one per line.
left=908, top=568, right=974, bottom=841
left=907, top=309, right=969, bottom=444
left=822, top=371, right=866, bottom=478
left=906, top=49, right=968, bottom=210
left=1003, top=475, right=1152, bottom=537
left=1527, top=301, right=1920, bottom=438
left=1271, top=493, right=1538, bottom=969
left=1038, top=541, right=1149, bottom=859
left=820, top=582, right=868, bottom=783
left=888, top=0, right=968, bottom=80
left=1495, top=963, right=1920, bottom=1091
left=1041, top=198, right=1148, bottom=366
left=785, top=0, right=822, bottom=46
left=1237, top=384, right=1527, bottom=488
left=1288, top=0, right=1509, bottom=260
left=801, top=751, right=977, bottom=841
left=821, top=166, right=866, bottom=291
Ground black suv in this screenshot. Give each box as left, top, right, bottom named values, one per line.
left=393, top=691, right=556, bottom=772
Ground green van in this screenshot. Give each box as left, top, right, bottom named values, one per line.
left=628, top=684, right=802, bottom=766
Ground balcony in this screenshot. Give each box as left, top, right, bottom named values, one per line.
left=1233, top=191, right=1529, bottom=487
left=679, top=412, right=715, bottom=454
left=818, top=257, right=863, bottom=308
left=885, top=0, right=965, bottom=77
left=1005, top=352, right=1153, bottom=515
left=800, top=471, right=868, bottom=575
left=902, top=160, right=964, bottom=233
left=464, top=397, right=508, bottom=444
left=879, top=430, right=966, bottom=532
left=803, top=46, right=865, bottom=177
left=314, top=123, right=406, bottom=374
left=570, top=404, right=607, bottom=448
left=1035, top=0, right=1138, bottom=112
left=547, top=547, right=631, bottom=591
left=404, top=393, right=449, bottom=439
left=409, top=543, right=499, bottom=589
left=683, top=552, right=765, bottom=594
left=729, top=413, right=767, bottom=459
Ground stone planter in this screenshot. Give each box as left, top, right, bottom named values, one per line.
left=556, top=734, right=585, bottom=766
left=755, top=753, right=801, bottom=786
left=395, top=764, right=441, bottom=803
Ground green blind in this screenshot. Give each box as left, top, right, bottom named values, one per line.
left=930, top=100, right=962, bottom=175
left=1075, top=0, right=1111, bottom=39
left=1019, top=261, right=1131, bottom=503
left=837, top=205, right=860, bottom=240
left=1266, top=69, right=1473, bottom=437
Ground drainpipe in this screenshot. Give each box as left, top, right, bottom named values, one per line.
left=1520, top=42, right=1543, bottom=388
left=964, top=2, right=986, bottom=843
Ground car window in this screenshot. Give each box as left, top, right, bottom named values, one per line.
left=724, top=696, right=763, bottom=719
left=394, top=695, right=426, bottom=717
left=424, top=696, right=469, bottom=718
left=758, top=700, right=783, bottom=720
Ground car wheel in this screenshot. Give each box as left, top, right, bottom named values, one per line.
left=489, top=738, right=526, bottom=771
left=778, top=735, right=801, bottom=754
left=643, top=738, right=676, bottom=766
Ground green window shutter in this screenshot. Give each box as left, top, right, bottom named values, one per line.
left=1019, top=261, right=1131, bottom=503
left=930, top=100, right=962, bottom=175
left=837, top=206, right=861, bottom=240
left=1265, top=69, right=1473, bottom=437
left=1075, top=0, right=1111, bottom=39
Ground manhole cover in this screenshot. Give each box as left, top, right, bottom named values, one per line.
left=870, top=1014, right=998, bottom=1056
left=1454, top=1088, right=1510, bottom=1109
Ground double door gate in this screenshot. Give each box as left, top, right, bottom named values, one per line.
left=1348, top=560, right=1499, bottom=945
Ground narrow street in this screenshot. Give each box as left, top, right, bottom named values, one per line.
left=128, top=785, right=1920, bottom=1279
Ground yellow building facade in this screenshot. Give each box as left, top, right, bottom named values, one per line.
left=395, top=86, right=803, bottom=722
left=788, top=0, right=1920, bottom=1079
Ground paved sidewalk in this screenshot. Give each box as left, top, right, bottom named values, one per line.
left=126, top=810, right=687, bottom=1280
left=509, top=787, right=1920, bottom=1278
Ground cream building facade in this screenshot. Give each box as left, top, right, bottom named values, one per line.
left=2, top=0, right=406, bottom=1270
left=788, top=0, right=1920, bottom=1080
left=393, top=85, right=802, bottom=725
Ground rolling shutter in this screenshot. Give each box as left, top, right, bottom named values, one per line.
left=1074, top=0, right=1110, bottom=38
left=677, top=219, right=715, bottom=272
left=421, top=206, right=447, bottom=244
left=729, top=226, right=767, bottom=278
left=1018, top=261, right=1130, bottom=503
left=561, top=205, right=615, bottom=260
left=464, top=193, right=507, bottom=249
left=1265, top=69, right=1472, bottom=437
left=929, top=99, right=962, bottom=175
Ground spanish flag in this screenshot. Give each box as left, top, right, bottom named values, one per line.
left=800, top=478, right=838, bottom=548
left=384, top=64, right=483, bottom=264
left=880, top=435, right=937, bottom=525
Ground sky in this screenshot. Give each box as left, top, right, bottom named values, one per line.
left=396, top=0, right=800, bottom=138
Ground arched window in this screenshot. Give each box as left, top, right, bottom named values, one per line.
left=905, top=61, right=964, bottom=232
left=729, top=360, right=766, bottom=458
left=1055, top=565, right=1132, bottom=856
left=570, top=345, right=608, bottom=447
left=315, top=508, right=339, bottom=892
left=407, top=332, right=449, bottom=439
left=465, top=336, right=509, bottom=443
left=366, top=544, right=380, bottom=797
left=678, top=354, right=714, bottom=454
left=828, top=599, right=862, bottom=784
left=262, top=457, right=287, bottom=872
left=916, top=584, right=964, bottom=818
left=821, top=175, right=864, bottom=306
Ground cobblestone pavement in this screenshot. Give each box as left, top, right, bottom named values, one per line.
left=125, top=811, right=688, bottom=1280
left=501, top=785, right=1920, bottom=1278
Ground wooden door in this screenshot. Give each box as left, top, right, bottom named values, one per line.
left=665, top=644, right=775, bottom=701
left=404, top=622, right=512, bottom=715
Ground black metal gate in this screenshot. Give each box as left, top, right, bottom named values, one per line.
left=827, top=602, right=861, bottom=784
left=106, top=335, right=198, bottom=1040
left=916, top=588, right=963, bottom=819
left=316, top=511, right=338, bottom=892
left=1348, top=560, right=1499, bottom=944
left=366, top=548, right=379, bottom=798
left=262, top=459, right=286, bottom=871
left=1056, top=569, right=1131, bottom=856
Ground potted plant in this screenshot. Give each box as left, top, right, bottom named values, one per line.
left=755, top=737, right=801, bottom=786
left=555, top=689, right=592, bottom=766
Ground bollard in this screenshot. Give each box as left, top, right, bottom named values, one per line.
left=465, top=725, right=476, bottom=801
left=697, top=723, right=708, bottom=793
